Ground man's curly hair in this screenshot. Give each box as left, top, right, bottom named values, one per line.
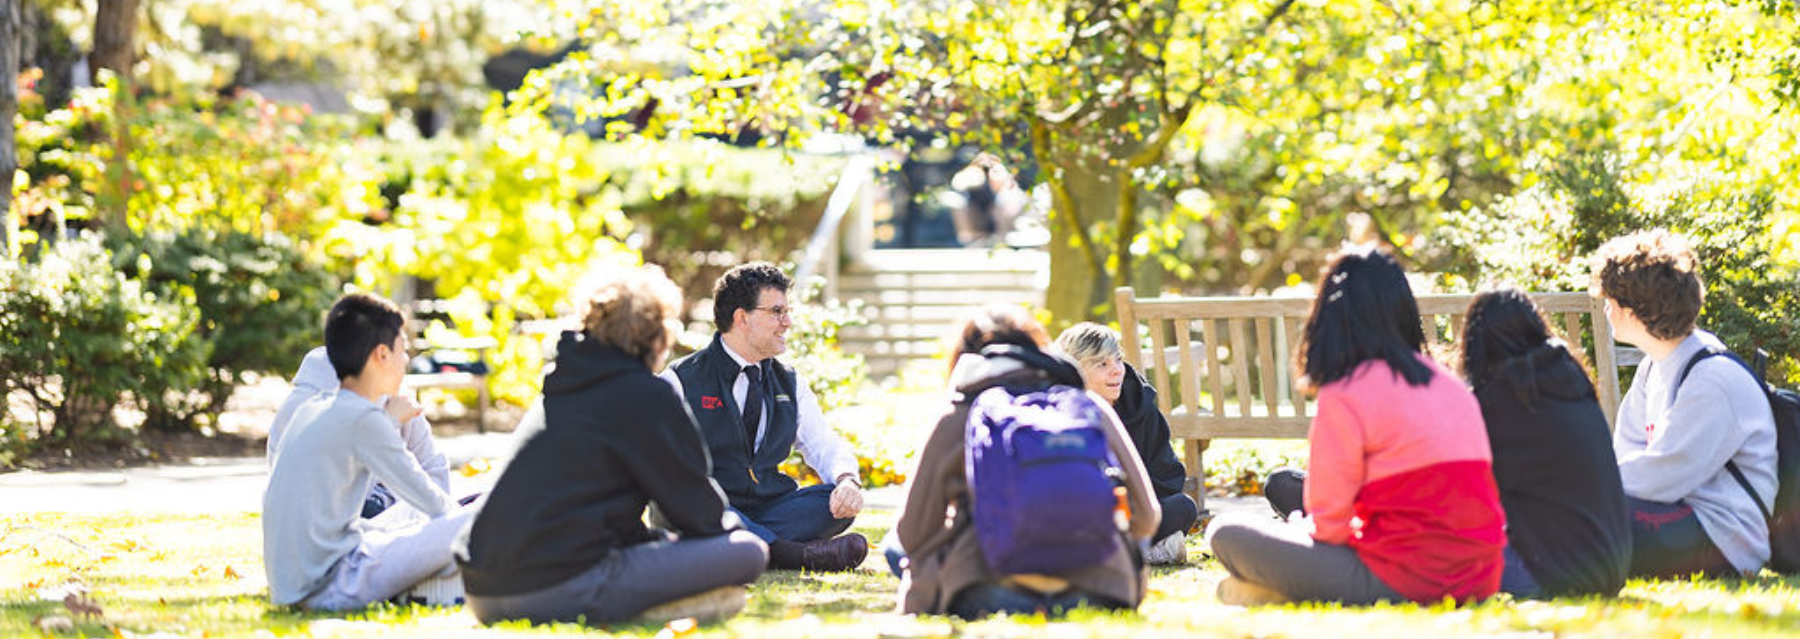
left=713, top=262, right=791, bottom=333
left=1591, top=229, right=1704, bottom=341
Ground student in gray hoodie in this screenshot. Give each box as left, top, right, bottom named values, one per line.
left=269, top=346, right=450, bottom=518
left=262, top=293, right=477, bottom=609
left=1594, top=230, right=1777, bottom=578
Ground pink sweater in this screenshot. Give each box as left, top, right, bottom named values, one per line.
left=1304, top=355, right=1507, bottom=603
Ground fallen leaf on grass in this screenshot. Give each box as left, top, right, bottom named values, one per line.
left=653, top=618, right=699, bottom=639
left=459, top=458, right=492, bottom=477
left=223, top=565, right=242, bottom=580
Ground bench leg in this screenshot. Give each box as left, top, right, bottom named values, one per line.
left=1185, top=438, right=1209, bottom=532
left=476, top=378, right=489, bottom=434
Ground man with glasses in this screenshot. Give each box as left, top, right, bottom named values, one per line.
left=660, top=262, right=868, bottom=572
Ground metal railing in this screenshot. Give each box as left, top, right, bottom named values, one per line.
left=792, top=153, right=876, bottom=302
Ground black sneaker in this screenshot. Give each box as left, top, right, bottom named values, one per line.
left=798, top=533, right=869, bottom=572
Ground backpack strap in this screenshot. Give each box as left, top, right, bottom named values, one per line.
left=1675, top=346, right=1774, bottom=522
left=1726, top=462, right=1774, bottom=522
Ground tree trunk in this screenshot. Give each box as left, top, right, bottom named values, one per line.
left=1043, top=153, right=1122, bottom=331
left=0, top=0, right=17, bottom=259
left=89, top=0, right=136, bottom=78
left=92, top=0, right=135, bottom=232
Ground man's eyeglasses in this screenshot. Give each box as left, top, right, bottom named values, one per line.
left=751, top=305, right=792, bottom=320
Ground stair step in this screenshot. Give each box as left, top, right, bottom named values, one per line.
left=850, top=248, right=1049, bottom=273
left=839, top=273, right=1042, bottom=291
left=841, top=289, right=1043, bottom=307
left=841, top=323, right=960, bottom=339
left=830, top=248, right=1049, bottom=380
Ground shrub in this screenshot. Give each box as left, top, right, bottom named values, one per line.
left=1434, top=152, right=1800, bottom=386
left=108, top=229, right=339, bottom=430
left=349, top=117, right=851, bottom=407
left=0, top=236, right=206, bottom=458
left=781, top=277, right=870, bottom=413
left=1202, top=440, right=1308, bottom=497
left=13, top=80, right=363, bottom=250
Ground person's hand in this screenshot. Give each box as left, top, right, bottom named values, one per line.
left=830, top=475, right=863, bottom=519
left=384, top=394, right=422, bottom=425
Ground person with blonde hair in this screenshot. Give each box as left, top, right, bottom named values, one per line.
left=1054, top=322, right=1198, bottom=564
left=457, top=265, right=767, bottom=626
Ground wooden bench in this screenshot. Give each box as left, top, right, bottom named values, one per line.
left=1112, top=287, right=1623, bottom=515
left=404, top=335, right=496, bottom=432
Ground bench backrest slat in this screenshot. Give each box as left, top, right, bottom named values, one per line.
left=1113, top=287, right=1623, bottom=512
left=1175, top=320, right=1202, bottom=423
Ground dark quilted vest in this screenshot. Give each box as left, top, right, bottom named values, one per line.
left=669, top=334, right=801, bottom=510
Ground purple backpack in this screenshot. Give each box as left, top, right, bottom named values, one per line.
left=965, top=382, right=1123, bottom=575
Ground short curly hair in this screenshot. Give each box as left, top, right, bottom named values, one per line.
left=1591, top=229, right=1704, bottom=341
left=712, top=262, right=791, bottom=333
left=580, top=265, right=684, bottom=369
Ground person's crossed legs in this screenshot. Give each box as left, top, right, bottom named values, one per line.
left=733, top=484, right=867, bottom=572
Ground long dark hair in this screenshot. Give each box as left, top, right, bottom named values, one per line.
left=1458, top=284, right=1591, bottom=407
left=1298, top=246, right=1432, bottom=391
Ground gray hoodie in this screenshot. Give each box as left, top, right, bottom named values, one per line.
left=1615, top=330, right=1777, bottom=574
left=262, top=390, right=454, bottom=604
left=268, top=347, right=449, bottom=492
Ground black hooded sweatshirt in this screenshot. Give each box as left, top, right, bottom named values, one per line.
left=458, top=332, right=740, bottom=596
left=1113, top=363, right=1190, bottom=499
left=1476, top=342, right=1631, bottom=597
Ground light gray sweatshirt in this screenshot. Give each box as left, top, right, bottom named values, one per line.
left=262, top=391, right=453, bottom=605
left=268, top=347, right=449, bottom=492
left=1614, top=330, right=1777, bottom=574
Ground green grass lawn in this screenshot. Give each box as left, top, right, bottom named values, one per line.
left=6, top=510, right=1800, bottom=638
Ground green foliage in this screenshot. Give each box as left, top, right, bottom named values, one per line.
left=508, top=0, right=1800, bottom=330
left=778, top=278, right=869, bottom=413
left=12, top=82, right=112, bottom=244
left=0, top=236, right=206, bottom=458
left=597, top=139, right=843, bottom=306
left=349, top=111, right=849, bottom=406
left=1435, top=151, right=1800, bottom=386
left=14, top=79, right=361, bottom=250
left=332, top=109, right=638, bottom=406
left=122, top=92, right=358, bottom=239
left=107, top=228, right=339, bottom=430
left=32, top=0, right=546, bottom=130
left=1203, top=440, right=1308, bottom=498
left=774, top=278, right=894, bottom=487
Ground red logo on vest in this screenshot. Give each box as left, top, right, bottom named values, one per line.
left=701, top=396, right=723, bottom=410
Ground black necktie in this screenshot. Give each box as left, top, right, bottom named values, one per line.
left=741, top=364, right=763, bottom=451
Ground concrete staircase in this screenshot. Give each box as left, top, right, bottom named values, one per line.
left=834, top=248, right=1048, bottom=380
